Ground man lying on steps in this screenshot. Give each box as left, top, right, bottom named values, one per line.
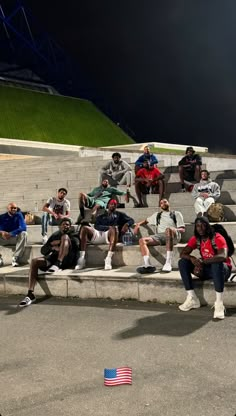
left=19, top=218, right=80, bottom=308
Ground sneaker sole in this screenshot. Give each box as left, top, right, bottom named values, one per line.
left=179, top=304, right=201, bottom=312
left=136, top=266, right=156, bottom=274
left=19, top=298, right=36, bottom=308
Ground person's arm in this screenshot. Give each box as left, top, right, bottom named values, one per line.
left=208, top=182, right=221, bottom=200
left=180, top=244, right=202, bottom=267
left=42, top=198, right=58, bottom=219
left=194, top=154, right=202, bottom=165
left=100, top=161, right=111, bottom=174
left=118, top=160, right=132, bottom=173
left=87, top=187, right=98, bottom=197
left=133, top=218, right=148, bottom=235
left=175, top=212, right=185, bottom=234
left=203, top=248, right=227, bottom=264
left=150, top=154, right=158, bottom=165
left=9, top=212, right=27, bottom=237
left=118, top=212, right=135, bottom=230
left=135, top=155, right=144, bottom=167
left=191, top=183, right=199, bottom=199
left=110, top=187, right=126, bottom=196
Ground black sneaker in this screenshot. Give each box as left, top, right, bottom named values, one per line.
left=136, top=265, right=156, bottom=274
left=19, top=295, right=36, bottom=308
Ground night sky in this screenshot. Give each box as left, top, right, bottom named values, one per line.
left=4, top=0, right=236, bottom=153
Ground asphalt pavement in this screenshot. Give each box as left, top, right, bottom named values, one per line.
left=0, top=296, right=236, bottom=416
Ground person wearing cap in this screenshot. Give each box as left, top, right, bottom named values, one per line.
left=178, top=216, right=231, bottom=319
left=99, top=152, right=133, bottom=189
left=19, top=218, right=80, bottom=307
left=178, top=146, right=202, bottom=192
left=76, top=199, right=134, bottom=271
left=135, top=145, right=158, bottom=174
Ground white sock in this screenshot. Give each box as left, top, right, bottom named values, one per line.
left=143, top=255, right=151, bottom=267
left=166, top=251, right=173, bottom=263
left=79, top=251, right=85, bottom=259
left=215, top=292, right=223, bottom=303
left=187, top=290, right=197, bottom=298
left=107, top=251, right=114, bottom=258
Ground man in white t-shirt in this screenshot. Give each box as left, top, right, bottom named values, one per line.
left=133, top=198, right=185, bottom=273
left=41, top=188, right=71, bottom=244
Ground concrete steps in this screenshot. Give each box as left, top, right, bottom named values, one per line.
left=1, top=265, right=235, bottom=307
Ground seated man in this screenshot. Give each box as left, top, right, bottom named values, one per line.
left=178, top=146, right=202, bottom=192
left=76, top=199, right=134, bottom=270
left=99, top=152, right=132, bottom=189
left=41, top=188, right=70, bottom=244
left=134, top=198, right=185, bottom=273
left=0, top=202, right=27, bottom=267
left=135, top=159, right=165, bottom=207
left=19, top=218, right=80, bottom=307
left=192, top=170, right=220, bottom=217
left=78, top=179, right=128, bottom=221
left=135, top=145, right=158, bottom=174
left=178, top=216, right=231, bottom=320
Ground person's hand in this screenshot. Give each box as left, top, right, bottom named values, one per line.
left=121, top=224, right=129, bottom=234
left=1, top=231, right=11, bottom=240
left=200, top=192, right=209, bottom=199
left=53, top=213, right=59, bottom=219
left=133, top=224, right=140, bottom=235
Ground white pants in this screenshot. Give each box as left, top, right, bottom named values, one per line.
left=194, top=197, right=215, bottom=215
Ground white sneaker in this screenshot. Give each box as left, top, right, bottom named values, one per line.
left=179, top=295, right=201, bottom=311
left=75, top=257, right=86, bottom=270
left=12, top=257, right=20, bottom=267
left=47, top=264, right=61, bottom=273
left=42, top=235, right=48, bottom=244
left=104, top=257, right=112, bottom=270
left=162, top=263, right=172, bottom=272
left=213, top=301, right=225, bottom=319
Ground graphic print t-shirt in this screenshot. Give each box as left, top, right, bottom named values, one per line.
left=187, top=232, right=231, bottom=267
left=47, top=197, right=70, bottom=215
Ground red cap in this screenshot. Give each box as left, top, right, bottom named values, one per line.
left=108, top=199, right=118, bottom=205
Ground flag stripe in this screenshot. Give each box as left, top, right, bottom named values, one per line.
left=104, top=367, right=132, bottom=386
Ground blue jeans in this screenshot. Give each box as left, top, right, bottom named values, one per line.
left=41, top=213, right=59, bottom=236
left=178, top=258, right=231, bottom=293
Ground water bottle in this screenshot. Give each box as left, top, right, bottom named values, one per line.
left=122, top=229, right=133, bottom=246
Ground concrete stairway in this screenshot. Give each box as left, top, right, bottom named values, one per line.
left=1, top=153, right=236, bottom=306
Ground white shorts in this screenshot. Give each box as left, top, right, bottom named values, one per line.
left=90, top=229, right=109, bottom=245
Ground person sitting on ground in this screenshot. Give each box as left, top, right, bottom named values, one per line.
left=19, top=218, right=80, bottom=307
left=76, top=199, right=134, bottom=271
left=135, top=159, right=165, bottom=207
left=178, top=216, right=232, bottom=320
left=192, top=170, right=220, bottom=217
left=41, top=188, right=70, bottom=244
left=178, top=146, right=202, bottom=192
left=78, top=179, right=128, bottom=221
left=135, top=145, right=158, bottom=174
left=0, top=202, right=27, bottom=267
left=99, top=152, right=132, bottom=190
left=133, top=198, right=185, bottom=273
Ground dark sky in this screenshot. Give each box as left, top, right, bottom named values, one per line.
left=4, top=0, right=236, bottom=153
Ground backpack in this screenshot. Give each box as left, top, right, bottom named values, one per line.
left=207, top=203, right=224, bottom=222
left=156, top=211, right=177, bottom=226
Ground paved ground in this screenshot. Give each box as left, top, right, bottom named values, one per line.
left=0, top=296, right=236, bottom=416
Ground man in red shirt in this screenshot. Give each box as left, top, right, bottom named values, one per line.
left=178, top=216, right=231, bottom=319
left=134, top=159, right=165, bottom=207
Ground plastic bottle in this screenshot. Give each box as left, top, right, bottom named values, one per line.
left=122, top=229, right=133, bottom=246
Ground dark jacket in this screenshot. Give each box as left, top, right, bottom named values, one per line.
left=0, top=211, right=26, bottom=237
left=135, top=153, right=158, bottom=168
left=95, top=210, right=134, bottom=238
left=41, top=230, right=80, bottom=257
left=178, top=154, right=202, bottom=171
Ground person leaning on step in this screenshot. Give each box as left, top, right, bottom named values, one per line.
left=192, top=170, right=220, bottom=217
left=78, top=178, right=129, bottom=222
left=41, top=188, right=70, bottom=244
left=19, top=218, right=80, bottom=308
left=76, top=199, right=134, bottom=271
left=134, top=145, right=158, bottom=174
left=178, top=146, right=202, bottom=192
left=134, top=159, right=165, bottom=207
left=0, top=202, right=27, bottom=267
left=99, top=152, right=133, bottom=191
left=178, top=216, right=231, bottom=320
left=133, top=198, right=185, bottom=273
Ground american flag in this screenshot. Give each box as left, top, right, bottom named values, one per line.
left=104, top=367, right=132, bottom=386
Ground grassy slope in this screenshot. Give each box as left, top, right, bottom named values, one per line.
left=0, top=86, right=134, bottom=147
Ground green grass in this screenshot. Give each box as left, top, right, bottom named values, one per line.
left=0, top=85, right=134, bottom=147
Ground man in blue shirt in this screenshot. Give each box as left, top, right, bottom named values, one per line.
left=135, top=145, right=158, bottom=173
left=0, top=202, right=27, bottom=267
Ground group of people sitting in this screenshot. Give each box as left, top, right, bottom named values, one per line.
left=0, top=146, right=231, bottom=320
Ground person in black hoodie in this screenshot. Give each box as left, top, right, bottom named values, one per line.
left=76, top=199, right=134, bottom=271
left=19, top=218, right=80, bottom=307
left=178, top=146, right=202, bottom=192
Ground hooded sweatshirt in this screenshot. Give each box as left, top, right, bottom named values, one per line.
left=192, top=178, right=220, bottom=201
